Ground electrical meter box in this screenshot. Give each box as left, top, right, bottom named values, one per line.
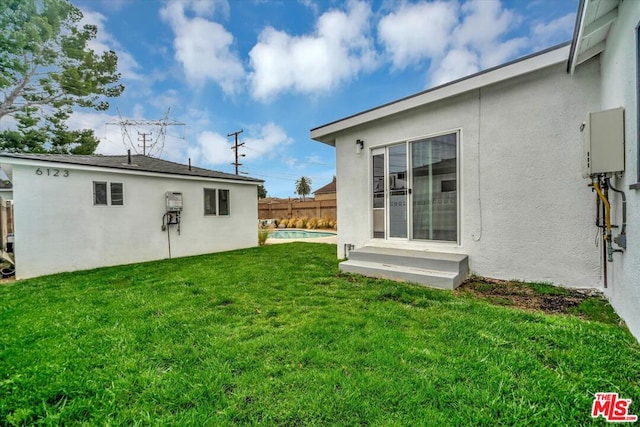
left=165, top=192, right=183, bottom=211
left=582, top=107, right=625, bottom=178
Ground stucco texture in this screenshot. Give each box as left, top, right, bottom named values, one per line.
left=12, top=165, right=258, bottom=278
left=334, top=59, right=602, bottom=289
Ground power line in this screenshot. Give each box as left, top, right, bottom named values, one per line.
left=106, top=107, right=186, bottom=157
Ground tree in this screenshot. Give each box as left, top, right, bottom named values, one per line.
left=295, top=176, right=312, bottom=201
left=257, top=184, right=267, bottom=199
left=0, top=0, right=124, bottom=153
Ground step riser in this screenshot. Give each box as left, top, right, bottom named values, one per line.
left=339, top=262, right=464, bottom=290
left=348, top=251, right=468, bottom=273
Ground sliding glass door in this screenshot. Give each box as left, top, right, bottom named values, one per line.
left=371, top=132, right=458, bottom=242
left=411, top=133, right=458, bottom=241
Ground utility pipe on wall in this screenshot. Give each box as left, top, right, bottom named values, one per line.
left=592, top=178, right=613, bottom=262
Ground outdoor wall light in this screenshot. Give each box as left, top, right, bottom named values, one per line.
left=356, top=139, right=364, bottom=154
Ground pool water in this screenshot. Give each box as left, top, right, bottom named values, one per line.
left=269, top=229, right=336, bottom=239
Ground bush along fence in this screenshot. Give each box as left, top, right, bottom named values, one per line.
left=259, top=216, right=337, bottom=230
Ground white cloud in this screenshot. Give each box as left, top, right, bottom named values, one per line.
left=243, top=122, right=294, bottom=160
left=430, top=48, right=479, bottom=86
left=186, top=122, right=293, bottom=169
left=532, top=13, right=576, bottom=48
left=454, top=0, right=518, bottom=50
left=184, top=0, right=230, bottom=19
left=249, top=0, right=377, bottom=101
left=160, top=1, right=244, bottom=94
left=377, top=1, right=458, bottom=69
left=78, top=9, right=142, bottom=81
left=427, top=0, right=526, bottom=86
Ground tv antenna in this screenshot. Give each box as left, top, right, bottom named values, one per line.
left=106, top=107, right=186, bottom=157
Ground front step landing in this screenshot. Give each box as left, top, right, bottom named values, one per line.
left=340, top=247, right=468, bottom=290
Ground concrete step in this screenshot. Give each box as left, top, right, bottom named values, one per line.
left=347, top=246, right=468, bottom=274
left=340, top=247, right=469, bottom=290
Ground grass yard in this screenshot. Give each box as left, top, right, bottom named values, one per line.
left=1, top=243, right=639, bottom=426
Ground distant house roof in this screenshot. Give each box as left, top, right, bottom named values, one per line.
left=314, top=178, right=336, bottom=195
left=0, top=153, right=263, bottom=183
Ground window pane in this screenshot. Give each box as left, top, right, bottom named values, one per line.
left=218, top=189, right=229, bottom=215
left=110, top=183, right=124, bottom=205
left=204, top=189, right=216, bottom=215
left=388, top=144, right=407, bottom=238
left=411, top=133, right=457, bottom=241
left=93, top=182, right=107, bottom=205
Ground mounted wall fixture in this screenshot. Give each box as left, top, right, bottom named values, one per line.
left=356, top=139, right=364, bottom=154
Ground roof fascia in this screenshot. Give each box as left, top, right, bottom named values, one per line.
left=311, top=44, right=570, bottom=145
left=0, top=156, right=263, bottom=186
left=568, top=0, right=588, bottom=74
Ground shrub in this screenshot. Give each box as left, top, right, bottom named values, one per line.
left=258, top=228, right=270, bottom=246
left=295, top=217, right=307, bottom=229
left=307, top=218, right=318, bottom=229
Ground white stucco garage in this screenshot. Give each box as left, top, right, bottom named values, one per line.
left=0, top=153, right=263, bottom=279
left=312, top=0, right=640, bottom=340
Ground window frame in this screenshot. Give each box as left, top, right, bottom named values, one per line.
left=110, top=182, right=124, bottom=206
left=203, top=188, right=231, bottom=216
left=204, top=188, right=217, bottom=215
left=218, top=189, right=230, bottom=216
left=93, top=181, right=108, bottom=206
left=93, top=181, right=124, bottom=206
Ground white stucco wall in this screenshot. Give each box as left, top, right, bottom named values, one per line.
left=335, top=59, right=602, bottom=288
left=10, top=163, right=258, bottom=278
left=598, top=0, right=640, bottom=338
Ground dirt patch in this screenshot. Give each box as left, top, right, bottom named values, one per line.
left=456, top=277, right=602, bottom=317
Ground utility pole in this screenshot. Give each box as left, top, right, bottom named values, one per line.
left=138, top=131, right=152, bottom=155
left=228, top=129, right=245, bottom=175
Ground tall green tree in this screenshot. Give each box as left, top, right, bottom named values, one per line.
left=295, top=176, right=312, bottom=201
left=0, top=0, right=124, bottom=153
left=257, top=184, right=267, bottom=199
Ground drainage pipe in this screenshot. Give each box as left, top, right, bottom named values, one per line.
left=605, top=177, right=627, bottom=249
left=593, top=179, right=613, bottom=263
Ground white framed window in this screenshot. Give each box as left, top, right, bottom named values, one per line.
left=204, top=188, right=217, bottom=215
left=204, top=188, right=230, bottom=216
left=219, top=189, right=229, bottom=215
left=93, top=181, right=124, bottom=206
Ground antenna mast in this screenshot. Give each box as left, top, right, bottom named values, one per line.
left=106, top=107, right=185, bottom=157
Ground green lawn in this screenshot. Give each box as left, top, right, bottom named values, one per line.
left=1, top=243, right=638, bottom=426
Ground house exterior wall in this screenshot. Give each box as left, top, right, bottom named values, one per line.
left=335, top=59, right=602, bottom=288
left=11, top=164, right=258, bottom=278
left=598, top=0, right=640, bottom=338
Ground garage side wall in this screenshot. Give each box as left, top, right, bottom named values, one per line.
left=12, top=166, right=258, bottom=278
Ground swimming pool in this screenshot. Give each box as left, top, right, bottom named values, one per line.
left=269, top=229, right=336, bottom=239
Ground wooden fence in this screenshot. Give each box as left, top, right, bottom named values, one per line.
left=259, top=199, right=336, bottom=220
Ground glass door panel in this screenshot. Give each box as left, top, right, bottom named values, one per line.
left=372, top=153, right=385, bottom=238
left=388, top=144, right=408, bottom=238
left=411, top=133, right=457, bottom=241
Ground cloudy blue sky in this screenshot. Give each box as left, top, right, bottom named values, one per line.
left=67, top=0, right=577, bottom=197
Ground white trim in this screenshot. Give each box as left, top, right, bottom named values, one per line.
left=0, top=157, right=258, bottom=186
left=367, top=129, right=462, bottom=246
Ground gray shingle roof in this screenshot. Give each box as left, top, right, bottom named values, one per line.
left=0, top=153, right=263, bottom=183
